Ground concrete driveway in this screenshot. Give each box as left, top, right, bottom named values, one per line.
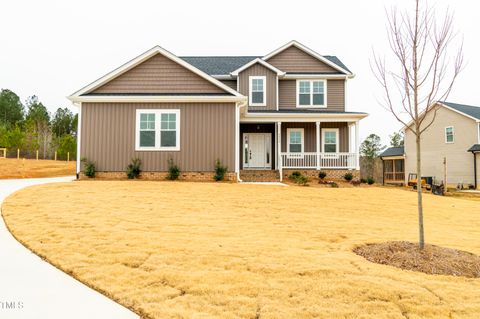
left=0, top=177, right=138, bottom=319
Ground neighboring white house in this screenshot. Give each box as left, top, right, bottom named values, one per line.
left=401, top=102, right=480, bottom=189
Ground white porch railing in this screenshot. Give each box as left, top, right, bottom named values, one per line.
left=280, top=152, right=357, bottom=169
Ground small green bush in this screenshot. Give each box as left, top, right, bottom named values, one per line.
left=289, top=171, right=302, bottom=180
left=81, top=157, right=95, bottom=178
left=330, top=182, right=339, bottom=188
left=214, top=159, right=228, bottom=181
left=289, top=171, right=309, bottom=186
left=360, top=178, right=367, bottom=183
left=318, top=171, right=327, bottom=180
left=367, top=177, right=375, bottom=185
left=166, top=159, right=180, bottom=180
left=126, top=158, right=142, bottom=179
left=343, top=172, right=354, bottom=181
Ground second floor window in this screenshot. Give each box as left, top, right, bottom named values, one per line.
left=249, top=76, right=266, bottom=106
left=445, top=126, right=454, bottom=143
left=297, top=80, right=326, bottom=107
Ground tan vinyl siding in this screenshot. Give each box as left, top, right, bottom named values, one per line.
left=404, top=104, right=479, bottom=186
left=281, top=122, right=349, bottom=152
left=238, top=63, right=277, bottom=111
left=326, top=80, right=345, bottom=112
left=92, top=53, right=225, bottom=94
left=220, top=80, right=237, bottom=90
left=278, top=80, right=345, bottom=111
left=266, top=46, right=338, bottom=73
left=81, top=103, right=235, bottom=172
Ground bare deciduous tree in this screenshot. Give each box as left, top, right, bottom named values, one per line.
left=372, top=0, right=463, bottom=249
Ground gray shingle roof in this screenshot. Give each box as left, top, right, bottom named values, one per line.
left=442, top=102, right=480, bottom=120
left=180, top=55, right=351, bottom=75
left=468, top=144, right=480, bottom=152
left=380, top=146, right=405, bottom=158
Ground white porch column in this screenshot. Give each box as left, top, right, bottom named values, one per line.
left=355, top=120, right=360, bottom=170
left=235, top=103, right=241, bottom=181
left=76, top=102, right=82, bottom=179
left=277, top=121, right=282, bottom=181
left=316, top=121, right=321, bottom=170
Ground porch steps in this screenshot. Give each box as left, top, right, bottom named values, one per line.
left=240, top=170, right=280, bottom=182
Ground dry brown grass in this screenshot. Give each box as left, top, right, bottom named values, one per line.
left=0, top=158, right=76, bottom=179
left=2, top=182, right=480, bottom=318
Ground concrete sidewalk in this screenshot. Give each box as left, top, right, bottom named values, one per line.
left=0, top=177, right=139, bottom=319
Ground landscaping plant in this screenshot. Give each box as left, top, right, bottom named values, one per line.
left=367, top=177, right=375, bottom=185
left=289, top=171, right=308, bottom=186
left=126, top=158, right=142, bottom=179
left=343, top=172, right=353, bottom=182
left=166, top=158, right=180, bottom=180
left=318, top=171, right=327, bottom=181
left=213, top=159, right=228, bottom=181
left=81, top=157, right=95, bottom=178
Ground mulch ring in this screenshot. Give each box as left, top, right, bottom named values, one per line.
left=354, top=241, right=480, bottom=278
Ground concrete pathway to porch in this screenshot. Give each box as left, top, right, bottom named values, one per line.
left=0, top=177, right=139, bottom=319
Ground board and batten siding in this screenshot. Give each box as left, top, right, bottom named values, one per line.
left=278, top=79, right=345, bottom=111
left=238, top=63, right=277, bottom=111
left=281, top=122, right=349, bottom=152
left=266, top=46, right=339, bottom=73
left=92, top=53, right=225, bottom=94
left=80, top=103, right=236, bottom=172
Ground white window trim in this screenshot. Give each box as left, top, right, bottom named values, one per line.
left=296, top=79, right=327, bottom=108
left=321, top=128, right=339, bottom=153
left=286, top=128, right=304, bottom=153
left=249, top=76, right=266, bottom=107
left=445, top=126, right=454, bottom=144
left=135, top=109, right=180, bottom=151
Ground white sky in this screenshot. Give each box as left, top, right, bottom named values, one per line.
left=1, top=0, right=478, bottom=143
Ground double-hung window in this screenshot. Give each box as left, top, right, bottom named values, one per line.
left=322, top=128, right=338, bottom=153
left=136, top=109, right=180, bottom=151
left=287, top=128, right=304, bottom=153
left=249, top=76, right=266, bottom=106
left=445, top=126, right=454, bottom=143
left=297, top=80, right=326, bottom=107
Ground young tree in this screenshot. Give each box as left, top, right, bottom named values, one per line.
left=360, top=134, right=386, bottom=179
left=51, top=107, right=74, bottom=137
left=0, top=89, right=24, bottom=127
left=372, top=0, right=463, bottom=249
left=389, top=131, right=404, bottom=147
left=25, top=96, right=51, bottom=159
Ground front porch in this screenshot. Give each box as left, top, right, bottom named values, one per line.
left=239, top=121, right=360, bottom=181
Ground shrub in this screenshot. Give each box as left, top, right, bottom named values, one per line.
left=318, top=171, right=327, bottom=180
left=289, top=171, right=309, bottom=186
left=166, top=158, right=180, bottom=180
left=367, top=177, right=375, bottom=185
left=360, top=178, right=368, bottom=184
left=330, top=182, right=339, bottom=188
left=343, top=172, right=354, bottom=181
left=126, top=158, right=142, bottom=179
left=214, top=159, right=228, bottom=181
left=81, top=157, right=95, bottom=178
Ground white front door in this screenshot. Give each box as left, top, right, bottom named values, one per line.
left=243, top=133, right=272, bottom=169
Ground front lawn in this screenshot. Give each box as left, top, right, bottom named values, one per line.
left=2, top=182, right=480, bottom=318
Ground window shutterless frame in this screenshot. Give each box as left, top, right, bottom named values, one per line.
left=249, top=76, right=266, bottom=107
left=296, top=79, right=327, bottom=108
left=445, top=126, right=454, bottom=144
left=321, top=128, right=339, bottom=153
left=286, top=128, right=304, bottom=153
left=135, top=109, right=180, bottom=151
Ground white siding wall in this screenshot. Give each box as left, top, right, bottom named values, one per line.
left=404, top=105, right=479, bottom=187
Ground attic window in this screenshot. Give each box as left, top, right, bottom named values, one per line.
left=445, top=126, right=454, bottom=143
left=249, top=76, right=266, bottom=106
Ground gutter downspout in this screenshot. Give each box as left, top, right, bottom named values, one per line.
left=75, top=102, right=82, bottom=179
left=473, top=151, right=478, bottom=190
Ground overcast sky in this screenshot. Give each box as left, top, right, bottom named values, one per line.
left=1, top=0, right=477, bottom=143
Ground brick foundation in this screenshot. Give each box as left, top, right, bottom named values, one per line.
left=80, top=171, right=237, bottom=182
left=282, top=169, right=360, bottom=181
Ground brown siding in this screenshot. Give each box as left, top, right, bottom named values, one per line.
left=92, top=53, right=225, bottom=94
left=266, top=46, right=338, bottom=73
left=220, top=80, right=237, bottom=90
left=278, top=80, right=345, bottom=111
left=238, top=63, right=277, bottom=111
left=281, top=122, right=349, bottom=152
left=81, top=103, right=236, bottom=172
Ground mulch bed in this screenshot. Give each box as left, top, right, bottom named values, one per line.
left=354, top=241, right=480, bottom=278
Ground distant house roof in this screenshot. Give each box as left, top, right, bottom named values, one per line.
left=442, top=102, right=480, bottom=121
left=468, top=144, right=480, bottom=152
left=380, top=146, right=405, bottom=158
left=180, top=55, right=351, bottom=76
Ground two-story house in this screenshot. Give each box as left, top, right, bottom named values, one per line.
left=68, top=41, right=368, bottom=182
